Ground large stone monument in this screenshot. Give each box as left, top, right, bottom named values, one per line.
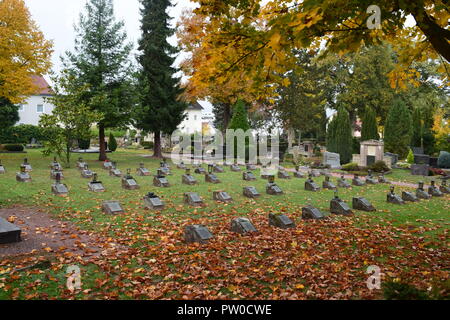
left=323, top=151, right=341, bottom=169
left=352, top=140, right=391, bottom=168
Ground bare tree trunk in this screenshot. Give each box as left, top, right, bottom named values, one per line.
left=222, top=104, right=232, bottom=134
left=153, top=130, right=162, bottom=158
left=99, top=124, right=107, bottom=161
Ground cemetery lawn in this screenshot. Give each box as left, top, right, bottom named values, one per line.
left=0, top=149, right=449, bottom=300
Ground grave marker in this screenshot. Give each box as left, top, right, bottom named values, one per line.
left=246, top=164, right=257, bottom=171
left=231, top=217, right=257, bottom=234
left=205, top=165, right=221, bottom=183
left=81, top=165, right=94, bottom=179
left=365, top=170, right=378, bottom=184
left=182, top=168, right=198, bottom=185
left=88, top=173, right=105, bottom=192
left=213, top=164, right=224, bottom=173
left=213, top=191, right=233, bottom=203
left=416, top=182, right=431, bottom=199
left=103, top=159, right=113, bottom=170
left=352, top=197, right=376, bottom=212
left=50, top=157, right=63, bottom=171
left=137, top=163, right=151, bottom=176
left=158, top=161, right=171, bottom=176
left=0, top=217, right=21, bottom=244
left=102, top=201, right=124, bottom=215
left=143, top=192, right=165, bottom=210
left=153, top=173, right=170, bottom=187
left=294, top=166, right=305, bottom=178
left=278, top=170, right=291, bottom=179
left=22, top=158, right=32, bottom=172
left=243, top=186, right=260, bottom=198
left=194, top=165, right=207, bottom=174
left=337, top=175, right=351, bottom=188
left=305, top=174, right=320, bottom=192
left=177, top=161, right=187, bottom=169
left=428, top=180, right=443, bottom=197
left=302, top=206, right=325, bottom=220
left=51, top=173, right=68, bottom=196
left=352, top=174, right=365, bottom=186
left=411, top=164, right=430, bottom=176
left=387, top=186, right=405, bottom=204
left=266, top=175, right=283, bottom=195
left=323, top=151, right=341, bottom=169
left=402, top=191, right=419, bottom=202
left=76, top=157, right=87, bottom=170
left=440, top=180, right=450, bottom=194
left=310, top=169, right=321, bottom=177
left=323, top=176, right=336, bottom=190
left=268, top=213, right=295, bottom=229
left=330, top=190, right=353, bottom=215
left=184, top=225, right=213, bottom=244
left=109, top=162, right=122, bottom=177
left=378, top=174, right=390, bottom=184
left=122, top=169, right=140, bottom=190
left=50, top=168, right=64, bottom=180
left=230, top=164, right=241, bottom=172
left=184, top=192, right=204, bottom=207
left=16, top=165, right=31, bottom=182
left=243, top=171, right=256, bottom=181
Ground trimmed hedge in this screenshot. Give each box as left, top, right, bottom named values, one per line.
left=368, top=160, right=390, bottom=173
left=4, top=144, right=24, bottom=152
left=342, top=162, right=360, bottom=171
left=0, top=125, right=50, bottom=144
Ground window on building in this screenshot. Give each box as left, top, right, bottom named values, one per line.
left=37, top=104, right=44, bottom=113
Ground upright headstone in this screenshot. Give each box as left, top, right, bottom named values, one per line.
left=352, top=197, right=376, bottom=212
left=416, top=181, right=431, bottom=199
left=352, top=174, right=365, bottom=186
left=305, top=174, right=320, bottom=192
left=266, top=175, right=283, bottom=195
left=184, top=225, right=213, bottom=244
left=0, top=217, right=21, bottom=244
left=88, top=173, right=105, bottom=192
left=330, top=190, right=353, bottom=215
left=16, top=165, right=31, bottom=182
left=122, top=169, right=140, bottom=190
left=137, top=163, right=151, bottom=176
left=365, top=170, right=378, bottom=184
left=102, top=201, right=124, bottom=215
left=387, top=186, right=405, bottom=204
left=411, top=164, right=430, bottom=176
left=143, top=192, right=165, bottom=210
left=428, top=180, right=443, bottom=197
left=182, top=168, right=197, bottom=185
left=243, top=186, right=260, bottom=198
left=337, top=175, right=351, bottom=188
left=414, top=154, right=430, bottom=165
left=268, top=213, right=295, bottom=229
left=22, top=158, right=32, bottom=172
left=184, top=192, right=204, bottom=207
left=384, top=152, right=398, bottom=167
left=323, top=151, right=341, bottom=169
left=322, top=176, right=336, bottom=190
left=231, top=217, right=257, bottom=234
left=51, top=173, right=68, bottom=196
left=81, top=165, right=94, bottom=178
left=213, top=191, right=233, bottom=203
left=302, top=206, right=325, bottom=220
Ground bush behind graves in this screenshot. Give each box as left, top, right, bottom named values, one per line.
left=438, top=151, right=450, bottom=168
left=0, top=124, right=50, bottom=144
left=368, top=160, right=390, bottom=173
left=406, top=149, right=414, bottom=164
left=342, top=162, right=359, bottom=171
left=109, top=132, right=118, bottom=151
left=3, top=144, right=24, bottom=152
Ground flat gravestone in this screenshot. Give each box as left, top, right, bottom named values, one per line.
left=88, top=175, right=105, bottom=192
left=338, top=176, right=351, bottom=188
left=310, top=170, right=321, bottom=177
left=416, top=182, right=431, bottom=199
left=0, top=217, right=21, bottom=244
left=243, top=171, right=256, bottom=181
left=158, top=166, right=171, bottom=176
left=402, top=191, right=419, bottom=202
left=294, top=170, right=305, bottom=178
left=302, top=206, right=325, bottom=220
left=352, top=175, right=365, bottom=186
left=52, top=181, right=69, bottom=196
left=269, top=213, right=295, bottom=229
left=50, top=161, right=63, bottom=171
left=102, top=201, right=124, bottom=215
left=330, top=195, right=353, bottom=216
left=182, top=171, right=197, bottom=185
left=122, top=176, right=140, bottom=190
left=378, top=174, right=390, bottom=184
left=50, top=170, right=64, bottom=180
left=213, top=165, right=224, bottom=173
left=305, top=177, right=320, bottom=192
left=387, top=187, right=405, bottom=205
left=103, top=161, right=113, bottom=170
left=352, top=197, right=376, bottom=212
left=246, top=164, right=257, bottom=171
left=76, top=159, right=87, bottom=170
left=143, top=193, right=165, bottom=210
left=213, top=191, right=233, bottom=203
left=109, top=168, right=122, bottom=177
left=177, top=162, right=187, bottom=169
left=230, top=164, right=241, bottom=172
left=16, top=167, right=31, bottom=182
left=205, top=173, right=220, bottom=184
left=22, top=159, right=32, bottom=172
left=411, top=164, right=430, bottom=176
left=231, top=217, right=257, bottom=234
left=154, top=175, right=170, bottom=187
left=194, top=167, right=207, bottom=174
left=266, top=182, right=283, bottom=195
left=322, top=176, right=336, bottom=190
left=81, top=166, right=94, bottom=179
left=243, top=186, right=260, bottom=199
left=184, top=225, right=213, bottom=244
left=365, top=172, right=378, bottom=184
left=428, top=181, right=443, bottom=197
left=137, top=164, right=151, bottom=176
left=440, top=181, right=450, bottom=194
left=278, top=170, right=291, bottom=179
left=184, top=192, right=204, bottom=207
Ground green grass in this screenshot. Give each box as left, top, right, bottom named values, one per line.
left=0, top=149, right=448, bottom=300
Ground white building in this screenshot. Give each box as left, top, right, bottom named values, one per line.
left=17, top=76, right=55, bottom=126
left=178, top=101, right=215, bottom=135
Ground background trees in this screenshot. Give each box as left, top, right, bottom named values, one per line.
left=327, top=107, right=353, bottom=164
left=134, top=0, right=186, bottom=158
left=64, top=0, right=133, bottom=161
left=361, top=107, right=379, bottom=141
left=384, top=99, right=413, bottom=158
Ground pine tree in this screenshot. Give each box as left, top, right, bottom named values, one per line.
left=411, top=107, right=422, bottom=148
left=326, top=116, right=338, bottom=153
left=135, top=0, right=186, bottom=158
left=361, top=107, right=379, bottom=141
left=384, top=99, right=413, bottom=158
left=108, top=132, right=117, bottom=152
left=0, top=98, right=19, bottom=130
left=334, top=106, right=353, bottom=164
left=64, top=0, right=133, bottom=161
left=229, top=100, right=250, bottom=131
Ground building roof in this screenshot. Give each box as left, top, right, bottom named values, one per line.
left=187, top=101, right=204, bottom=111
left=31, top=75, right=52, bottom=95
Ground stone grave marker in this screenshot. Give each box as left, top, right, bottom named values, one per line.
left=50, top=168, right=64, bottom=180
left=278, top=169, right=291, bottom=179
left=294, top=166, right=305, bottom=178
left=182, top=168, right=197, bottom=185
left=50, top=157, right=63, bottom=171
left=310, top=169, right=321, bottom=177
left=440, top=180, right=450, bottom=194
left=243, top=171, right=256, bottom=181
left=213, top=164, right=224, bottom=173
left=153, top=173, right=170, bottom=187
left=231, top=217, right=257, bottom=234
left=268, top=213, right=295, bottom=229
left=102, top=200, right=124, bottom=215
left=384, top=152, right=399, bottom=167
left=352, top=197, right=376, bottom=212
left=184, top=192, right=204, bottom=207
left=387, top=186, right=405, bottom=204
left=194, top=165, right=207, bottom=175
left=365, top=170, right=378, bottom=184
left=88, top=173, right=105, bottom=192
left=337, top=175, right=351, bottom=188
left=213, top=191, right=233, bottom=203
left=51, top=173, right=68, bottom=196
left=158, top=162, right=171, bottom=176
left=184, top=225, right=213, bottom=244
left=260, top=165, right=271, bottom=179
left=416, top=182, right=431, bottom=199
left=243, top=186, right=260, bottom=198
left=246, top=164, right=257, bottom=171
left=81, top=165, right=94, bottom=179
left=323, top=151, right=341, bottom=169
left=266, top=175, right=283, bottom=195
left=103, top=159, right=113, bottom=170
left=177, top=161, right=187, bottom=170
left=16, top=165, right=31, bottom=182
left=414, top=154, right=430, bottom=165
left=0, top=217, right=21, bottom=244
left=143, top=192, right=165, bottom=210
left=320, top=169, right=331, bottom=177
left=402, top=191, right=419, bottom=202
left=205, top=165, right=221, bottom=184
left=109, top=162, right=122, bottom=177
left=302, top=206, right=325, bottom=220
left=330, top=190, right=353, bottom=215
left=122, top=169, right=140, bottom=190
left=323, top=176, right=336, bottom=190
left=0, top=160, right=5, bottom=174
left=76, top=157, right=87, bottom=170
left=22, top=158, right=32, bottom=172
left=411, top=164, right=430, bottom=176
left=352, top=174, right=365, bottom=186
left=230, top=164, right=241, bottom=172
left=428, top=180, right=443, bottom=197
left=305, top=174, right=320, bottom=192
left=137, top=163, right=151, bottom=176
left=378, top=174, right=390, bottom=184
left=162, top=158, right=171, bottom=169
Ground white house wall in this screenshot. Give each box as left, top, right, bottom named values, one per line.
left=17, top=95, right=55, bottom=126
left=179, top=110, right=204, bottom=134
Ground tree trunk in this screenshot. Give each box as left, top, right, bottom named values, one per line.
left=153, top=130, right=162, bottom=158
left=99, top=124, right=107, bottom=161
left=222, top=104, right=232, bottom=134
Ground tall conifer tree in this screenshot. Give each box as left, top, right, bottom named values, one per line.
left=361, top=107, right=379, bottom=141
left=384, top=99, right=413, bottom=158
left=135, top=0, right=186, bottom=158
left=411, top=107, right=423, bottom=148
left=334, top=106, right=353, bottom=164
